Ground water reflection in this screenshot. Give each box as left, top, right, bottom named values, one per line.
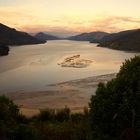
left=0, top=40, right=138, bottom=93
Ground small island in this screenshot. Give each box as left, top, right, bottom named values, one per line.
left=58, top=54, right=93, bottom=68
left=0, top=44, right=9, bottom=56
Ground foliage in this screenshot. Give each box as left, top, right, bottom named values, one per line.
left=55, top=107, right=70, bottom=122
left=0, top=95, right=19, bottom=121
left=33, top=107, right=91, bottom=140
left=0, top=96, right=19, bottom=139
left=0, top=96, right=90, bottom=140
left=0, top=96, right=39, bottom=140
left=11, top=124, right=40, bottom=140
left=37, top=108, right=55, bottom=122
left=99, top=29, right=140, bottom=52
left=89, top=56, right=140, bottom=140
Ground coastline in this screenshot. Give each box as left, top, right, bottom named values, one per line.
left=5, top=73, right=116, bottom=117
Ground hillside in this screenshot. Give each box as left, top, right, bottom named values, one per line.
left=35, top=32, right=60, bottom=41
left=0, top=23, right=46, bottom=45
left=67, top=31, right=109, bottom=42
left=98, top=29, right=140, bottom=51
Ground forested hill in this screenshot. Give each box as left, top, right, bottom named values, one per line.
left=97, top=29, right=140, bottom=51
left=67, top=31, right=109, bottom=42
left=0, top=23, right=46, bottom=45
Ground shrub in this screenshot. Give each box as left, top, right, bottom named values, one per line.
left=37, top=108, right=55, bottom=122
left=89, top=56, right=140, bottom=140
left=55, top=107, right=70, bottom=122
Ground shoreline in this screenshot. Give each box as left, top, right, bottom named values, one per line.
left=5, top=73, right=116, bottom=117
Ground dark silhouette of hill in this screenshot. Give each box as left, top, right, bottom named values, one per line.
left=35, top=32, right=60, bottom=41
left=97, top=29, right=140, bottom=51
left=0, top=23, right=46, bottom=45
left=67, top=31, right=109, bottom=42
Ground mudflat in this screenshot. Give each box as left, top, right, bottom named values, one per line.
left=5, top=73, right=116, bottom=117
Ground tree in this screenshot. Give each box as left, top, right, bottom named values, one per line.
left=55, top=107, right=70, bottom=122
left=0, top=96, right=19, bottom=139
left=0, top=96, right=19, bottom=120
left=89, top=56, right=140, bottom=140
left=12, top=124, right=40, bottom=140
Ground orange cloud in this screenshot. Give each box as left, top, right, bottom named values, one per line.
left=74, top=16, right=140, bottom=33
left=17, top=16, right=140, bottom=36
left=1, top=6, right=140, bottom=36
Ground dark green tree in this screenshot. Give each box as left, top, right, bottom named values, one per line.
left=12, top=124, right=40, bottom=140
left=0, top=96, right=39, bottom=140
left=0, top=96, right=19, bottom=139
left=55, top=107, right=70, bottom=122
left=0, top=95, right=19, bottom=121
left=89, top=56, right=140, bottom=140
left=37, top=108, right=55, bottom=122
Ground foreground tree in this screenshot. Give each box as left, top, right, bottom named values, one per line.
left=90, top=56, right=140, bottom=140
left=0, top=96, right=19, bottom=139
left=0, top=96, right=39, bottom=140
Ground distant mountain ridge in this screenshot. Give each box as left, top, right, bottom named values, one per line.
left=67, top=32, right=109, bottom=42
left=98, top=29, right=140, bottom=43
left=0, top=23, right=46, bottom=45
left=34, top=32, right=60, bottom=41
left=97, top=29, right=140, bottom=51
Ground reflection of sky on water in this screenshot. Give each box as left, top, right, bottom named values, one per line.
left=0, top=40, right=138, bottom=93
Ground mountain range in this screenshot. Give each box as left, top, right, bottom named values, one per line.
left=34, top=32, right=60, bottom=41
left=0, top=23, right=46, bottom=46
left=67, top=32, right=109, bottom=42
left=96, top=29, right=140, bottom=51
left=1, top=23, right=140, bottom=53
left=68, top=29, right=140, bottom=52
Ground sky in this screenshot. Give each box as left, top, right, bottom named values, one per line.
left=0, top=0, right=140, bottom=36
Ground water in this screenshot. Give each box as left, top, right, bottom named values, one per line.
left=0, top=40, right=138, bottom=93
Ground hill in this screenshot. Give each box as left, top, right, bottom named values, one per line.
left=68, top=31, right=109, bottom=42
left=98, top=29, right=140, bottom=51
left=0, top=23, right=46, bottom=45
left=34, top=32, right=60, bottom=41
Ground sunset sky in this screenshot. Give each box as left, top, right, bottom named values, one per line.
left=0, top=0, right=140, bottom=36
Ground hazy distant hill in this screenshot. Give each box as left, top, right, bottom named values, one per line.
left=35, top=32, right=60, bottom=41
left=67, top=32, right=109, bottom=42
left=0, top=23, right=46, bottom=45
left=98, top=29, right=140, bottom=51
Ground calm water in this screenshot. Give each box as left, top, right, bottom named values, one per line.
left=0, top=40, right=138, bottom=93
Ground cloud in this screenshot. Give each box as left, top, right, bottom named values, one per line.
left=1, top=9, right=140, bottom=36
left=17, top=15, right=140, bottom=37
left=82, top=16, right=140, bottom=33
left=114, top=17, right=140, bottom=24
left=18, top=16, right=140, bottom=37
left=0, top=8, right=40, bottom=28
